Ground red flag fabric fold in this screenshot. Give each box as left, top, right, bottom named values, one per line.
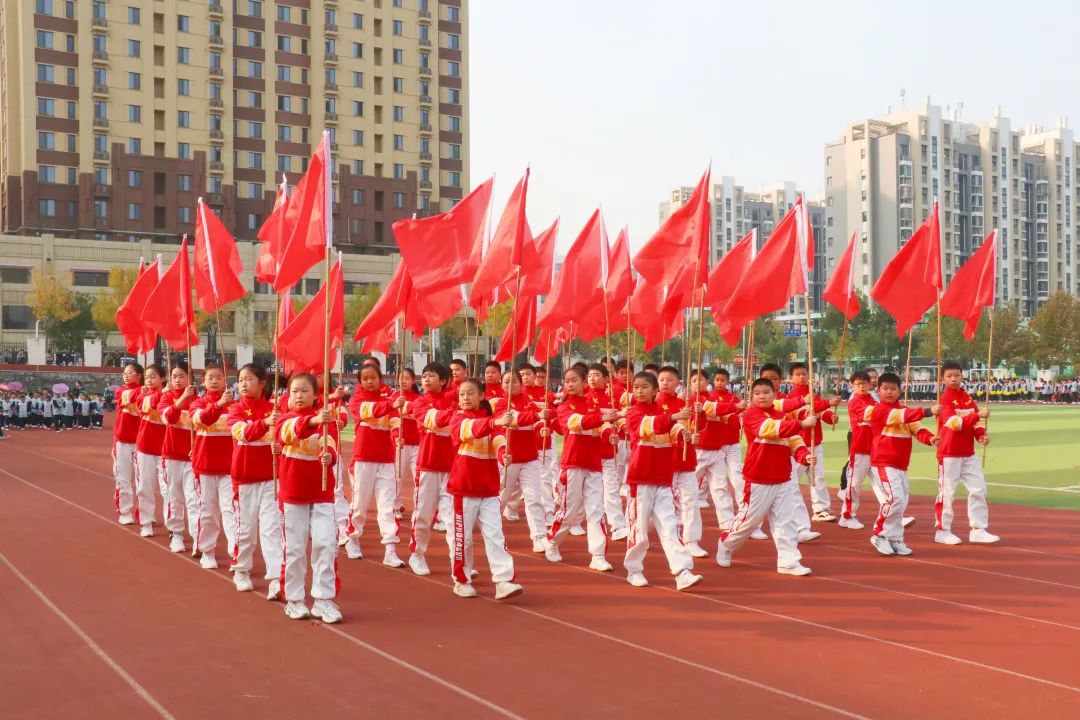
left=941, top=229, right=996, bottom=340
left=274, top=136, right=331, bottom=291
left=533, top=326, right=569, bottom=365
left=276, top=259, right=344, bottom=375
left=116, top=259, right=160, bottom=355
left=256, top=176, right=290, bottom=284
left=470, top=170, right=534, bottom=308
left=633, top=168, right=711, bottom=287
left=606, top=227, right=634, bottom=314
left=194, top=199, right=247, bottom=313
left=705, top=229, right=754, bottom=320
left=272, top=288, right=295, bottom=359
left=141, top=238, right=198, bottom=350
left=536, top=209, right=605, bottom=332
left=519, top=218, right=559, bottom=298
left=494, top=296, right=537, bottom=362
left=822, top=231, right=861, bottom=320
left=870, top=200, right=942, bottom=338
left=353, top=262, right=412, bottom=344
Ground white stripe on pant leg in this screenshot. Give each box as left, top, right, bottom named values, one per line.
left=477, top=496, right=515, bottom=582
left=721, top=482, right=776, bottom=554
left=438, top=473, right=455, bottom=553
left=309, top=502, right=338, bottom=600
left=582, top=469, right=608, bottom=558
left=652, top=486, right=693, bottom=575
left=769, top=480, right=803, bottom=570
left=871, top=467, right=896, bottom=538
left=622, top=486, right=648, bottom=575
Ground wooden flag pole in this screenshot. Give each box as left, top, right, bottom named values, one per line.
left=805, top=294, right=816, bottom=420
left=603, top=288, right=616, bottom=410
left=936, top=294, right=943, bottom=403
left=833, top=315, right=849, bottom=432
left=982, top=308, right=994, bottom=464
left=626, top=297, right=633, bottom=375
left=540, top=331, right=552, bottom=468
left=691, top=289, right=706, bottom=454
left=270, top=292, right=280, bottom=494
left=320, top=245, right=332, bottom=492
left=903, top=329, right=914, bottom=404
left=660, top=319, right=667, bottom=367
left=428, top=327, right=434, bottom=363
left=744, top=321, right=756, bottom=401
left=504, top=270, right=523, bottom=480
left=395, top=310, right=407, bottom=491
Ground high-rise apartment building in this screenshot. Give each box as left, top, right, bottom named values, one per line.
left=824, top=98, right=1079, bottom=317
left=0, top=0, right=469, bottom=253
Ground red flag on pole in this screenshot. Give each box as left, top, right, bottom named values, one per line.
left=394, top=177, right=494, bottom=294
left=194, top=198, right=247, bottom=313
left=142, top=237, right=199, bottom=350
left=533, top=326, right=569, bottom=365
left=705, top=229, right=755, bottom=321
left=276, top=258, right=344, bottom=374
left=606, top=227, right=634, bottom=314
left=116, top=259, right=160, bottom=355
left=941, top=229, right=997, bottom=340
left=273, top=288, right=295, bottom=356
left=273, top=135, right=332, bottom=292
left=519, top=218, right=559, bottom=298
left=470, top=169, right=534, bottom=308
left=495, top=296, right=537, bottom=362
left=629, top=280, right=684, bottom=352
left=870, top=199, right=943, bottom=338
left=255, top=175, right=290, bottom=284
left=536, top=209, right=605, bottom=331
left=353, top=262, right=412, bottom=344
left=822, top=231, right=861, bottom=320
left=633, top=167, right=711, bottom=287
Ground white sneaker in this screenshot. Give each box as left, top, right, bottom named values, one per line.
left=284, top=601, right=310, bottom=620
left=969, top=528, right=1000, bottom=544
left=611, top=527, right=629, bottom=541
left=234, top=570, right=254, bottom=592
left=589, top=555, right=613, bottom=572
left=626, top=572, right=649, bottom=588
left=839, top=517, right=865, bottom=530
left=675, top=570, right=703, bottom=591
left=812, top=510, right=837, bottom=523
left=502, top=507, right=520, bottom=522
left=870, top=535, right=894, bottom=556
left=569, top=524, right=586, bottom=536
left=935, top=530, right=962, bottom=545
left=118, top=513, right=135, bottom=526
left=382, top=547, right=405, bottom=568
left=750, top=528, right=769, bottom=541
left=453, top=582, right=477, bottom=598
left=715, top=542, right=733, bottom=568
left=777, top=564, right=812, bottom=576
left=685, top=542, right=709, bottom=558
left=200, top=553, right=219, bottom=569
left=531, top=538, right=546, bottom=553
left=543, top=540, right=562, bottom=563
left=139, top=524, right=154, bottom=538
left=344, top=538, right=363, bottom=560
left=337, top=530, right=350, bottom=547
left=797, top=529, right=821, bottom=543
left=889, top=539, right=913, bottom=556
left=408, top=554, right=431, bottom=576
left=266, top=579, right=282, bottom=601
left=494, top=581, right=524, bottom=600
left=432, top=520, right=446, bottom=533
left=311, top=599, right=342, bottom=624
left=168, top=533, right=185, bottom=553
left=902, top=516, right=916, bottom=528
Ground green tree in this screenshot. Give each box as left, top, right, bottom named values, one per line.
left=91, top=266, right=141, bottom=342
left=52, top=293, right=96, bottom=351
left=914, top=309, right=971, bottom=365
left=753, top=317, right=798, bottom=367
left=1029, top=291, right=1080, bottom=366
left=27, top=269, right=79, bottom=348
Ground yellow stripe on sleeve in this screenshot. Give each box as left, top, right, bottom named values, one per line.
left=359, top=401, right=376, bottom=421
left=492, top=435, right=507, bottom=453
left=230, top=422, right=247, bottom=442
left=639, top=415, right=656, bottom=439
left=280, top=417, right=301, bottom=445
left=459, top=418, right=475, bottom=443
left=758, top=418, right=781, bottom=440
left=567, top=413, right=584, bottom=432
left=422, top=409, right=440, bottom=431
left=944, top=416, right=962, bottom=431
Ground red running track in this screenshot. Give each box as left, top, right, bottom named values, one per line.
left=1, top=426, right=1078, bottom=719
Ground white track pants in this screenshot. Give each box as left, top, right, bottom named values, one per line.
left=871, top=466, right=909, bottom=540
left=162, top=458, right=194, bottom=536
left=624, top=484, right=693, bottom=576
left=789, top=459, right=813, bottom=532
left=499, top=460, right=547, bottom=541
left=194, top=473, right=237, bottom=557
left=333, top=458, right=349, bottom=539
left=450, top=495, right=515, bottom=584
left=672, top=470, right=702, bottom=544
left=396, top=445, right=418, bottom=508
left=282, top=502, right=338, bottom=602
left=935, top=456, right=990, bottom=532
left=134, top=451, right=162, bottom=527
left=537, top=447, right=558, bottom=516
left=720, top=480, right=802, bottom=570
left=600, top=458, right=628, bottom=533
left=231, top=480, right=283, bottom=578
left=349, top=461, right=400, bottom=545
left=410, top=469, right=451, bottom=557
left=795, top=445, right=830, bottom=513
left=113, top=441, right=137, bottom=518
left=547, top=467, right=608, bottom=557
left=697, top=445, right=745, bottom=529
left=839, top=453, right=871, bottom=520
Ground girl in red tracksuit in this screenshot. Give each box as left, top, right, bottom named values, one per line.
left=446, top=378, right=522, bottom=600
left=134, top=364, right=167, bottom=538
left=545, top=366, right=618, bottom=571
left=159, top=362, right=196, bottom=554
left=276, top=372, right=341, bottom=623
left=226, top=363, right=283, bottom=599
left=657, top=366, right=706, bottom=557
left=623, top=372, right=703, bottom=591
left=493, top=370, right=547, bottom=552
left=113, top=362, right=144, bottom=526
left=391, top=368, right=421, bottom=520
left=526, top=367, right=559, bottom=522
left=586, top=363, right=630, bottom=543
left=344, top=365, right=404, bottom=568
left=189, top=364, right=237, bottom=570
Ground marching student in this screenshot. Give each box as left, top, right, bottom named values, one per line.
left=227, top=363, right=284, bottom=598
left=159, top=362, right=197, bottom=553
left=482, top=361, right=503, bottom=399
left=494, top=369, right=548, bottom=552
left=276, top=372, right=342, bottom=623
left=838, top=370, right=876, bottom=529
left=449, top=358, right=469, bottom=396
left=446, top=378, right=524, bottom=600
left=529, top=364, right=559, bottom=522
left=344, top=364, right=405, bottom=568
left=189, top=364, right=238, bottom=570
left=134, top=364, right=167, bottom=538
left=657, top=366, right=707, bottom=557
left=390, top=368, right=421, bottom=521
left=787, top=362, right=840, bottom=523
left=934, top=362, right=999, bottom=545
left=715, top=378, right=817, bottom=576
left=867, top=373, right=939, bottom=557
left=544, top=366, right=619, bottom=572
left=586, top=363, right=630, bottom=542
left=113, top=362, right=144, bottom=526
left=325, top=384, right=351, bottom=547
left=623, top=371, right=704, bottom=590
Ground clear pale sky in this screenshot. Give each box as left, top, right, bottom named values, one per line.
left=469, top=0, right=1080, bottom=252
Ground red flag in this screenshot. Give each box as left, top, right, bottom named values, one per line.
left=537, top=210, right=605, bottom=331
left=606, top=227, right=634, bottom=314
left=533, top=326, right=569, bottom=365
left=116, top=259, right=159, bottom=355
left=870, top=200, right=942, bottom=338
left=470, top=170, right=534, bottom=308
left=273, top=135, right=332, bottom=292
left=633, top=168, right=711, bottom=287
left=255, top=175, right=290, bottom=284
left=394, top=177, right=493, bottom=293
left=717, top=199, right=809, bottom=346
left=941, top=230, right=996, bottom=341
left=353, top=262, right=412, bottom=344
left=495, top=296, right=537, bottom=362
left=363, top=323, right=396, bottom=355
left=629, top=280, right=684, bottom=352
left=194, top=198, right=247, bottom=313
left=142, top=238, right=198, bottom=350
left=705, top=229, right=755, bottom=321
left=519, top=218, right=559, bottom=297
left=272, top=288, right=295, bottom=357
left=276, top=258, right=344, bottom=374
left=822, top=231, right=861, bottom=320
left=409, top=284, right=462, bottom=334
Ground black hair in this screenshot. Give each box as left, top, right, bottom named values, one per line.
left=422, top=361, right=450, bottom=383
left=865, top=368, right=879, bottom=376
left=752, top=377, right=776, bottom=391
left=359, top=364, right=383, bottom=381
left=399, top=367, right=419, bottom=393
left=449, top=358, right=467, bottom=370
left=789, top=362, right=808, bottom=373
left=290, top=372, right=319, bottom=394
left=878, top=372, right=902, bottom=389
left=614, top=358, right=632, bottom=371
left=564, top=366, right=586, bottom=382
left=485, top=361, right=502, bottom=373
left=849, top=370, right=870, bottom=383
left=204, top=362, right=225, bottom=373
left=172, top=360, right=191, bottom=375
left=145, top=363, right=166, bottom=379
left=458, top=378, right=494, bottom=415
left=658, top=365, right=680, bottom=379
left=362, top=356, right=381, bottom=368
left=643, top=363, right=660, bottom=373
left=124, top=361, right=144, bottom=379
left=587, top=362, right=610, bottom=378
left=632, top=371, right=658, bottom=390
left=713, top=367, right=730, bottom=379
left=688, top=368, right=709, bottom=380
left=238, top=362, right=273, bottom=399
left=571, top=362, right=589, bottom=376
left=515, top=362, right=535, bottom=374
left=534, top=365, right=547, bottom=374
left=759, top=363, right=782, bottom=377
left=941, top=361, right=963, bottom=374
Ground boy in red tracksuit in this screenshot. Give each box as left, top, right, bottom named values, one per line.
left=838, top=370, right=876, bottom=529
left=696, top=369, right=752, bottom=534
left=483, top=362, right=503, bottom=399
left=526, top=365, right=559, bottom=522
left=227, top=363, right=283, bottom=599
left=134, top=364, right=167, bottom=538
left=159, top=362, right=197, bottom=553
left=715, top=378, right=816, bottom=576
left=276, top=372, right=342, bottom=623
left=623, top=372, right=703, bottom=591
left=587, top=363, right=630, bottom=542
left=190, top=365, right=238, bottom=570
left=390, top=369, right=422, bottom=520
left=867, top=373, right=939, bottom=557
left=113, top=362, right=144, bottom=526
left=934, top=362, right=998, bottom=546
left=787, top=363, right=840, bottom=523
left=446, top=378, right=523, bottom=600
left=657, top=366, right=707, bottom=557
left=494, top=370, right=548, bottom=552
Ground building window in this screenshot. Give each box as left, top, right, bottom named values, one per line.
left=447, top=61, right=460, bottom=77
left=448, top=171, right=461, bottom=188
left=127, top=202, right=141, bottom=220
left=351, top=189, right=364, bottom=204
left=393, top=135, right=405, bottom=151
left=67, top=134, right=76, bottom=152
left=127, top=39, right=140, bottom=57
left=278, top=125, right=292, bottom=142
left=92, top=34, right=107, bottom=53
left=278, top=65, right=292, bottom=82
left=38, top=165, right=56, bottom=183
left=393, top=192, right=406, bottom=209
left=39, top=199, right=57, bottom=217
left=37, top=132, right=55, bottom=150
left=65, top=67, right=76, bottom=85
left=352, top=42, right=363, bottom=58
left=392, top=76, right=405, bottom=93
left=127, top=6, right=140, bottom=24
left=247, top=1, right=262, bottom=18
left=177, top=15, right=190, bottom=32
left=72, top=270, right=109, bottom=287
left=127, top=170, right=141, bottom=187
left=447, top=143, right=461, bottom=160
left=177, top=47, right=190, bottom=64
left=352, top=130, right=364, bottom=145
left=447, top=34, right=460, bottom=50
left=392, top=48, right=404, bottom=64
left=249, top=152, right=263, bottom=170
left=393, top=106, right=405, bottom=122
left=248, top=61, right=262, bottom=78
left=177, top=78, right=190, bottom=96
left=351, top=100, right=363, bottom=116
left=249, top=182, right=263, bottom=199
left=448, top=6, right=460, bottom=22
left=127, top=138, right=141, bottom=154
left=128, top=105, right=141, bottom=122
left=393, top=20, right=404, bottom=36
left=127, top=71, right=141, bottom=90
left=37, top=98, right=55, bottom=117
left=352, top=12, right=363, bottom=29
left=393, top=163, right=405, bottom=180
left=448, top=116, right=461, bottom=132
left=177, top=174, right=191, bottom=191
left=177, top=111, right=189, bottom=128
left=277, top=35, right=292, bottom=52
left=178, top=142, right=191, bottom=159
left=35, top=30, right=53, bottom=49
left=2, top=305, right=33, bottom=330
left=36, top=64, right=54, bottom=83
left=247, top=213, right=260, bottom=230
left=352, top=160, right=364, bottom=175
left=36, top=0, right=53, bottom=14
left=277, top=155, right=291, bottom=172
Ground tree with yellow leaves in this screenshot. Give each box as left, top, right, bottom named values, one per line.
left=27, top=268, right=79, bottom=348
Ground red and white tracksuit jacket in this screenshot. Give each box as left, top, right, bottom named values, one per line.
left=934, top=388, right=991, bottom=533
left=867, top=401, right=934, bottom=539
left=226, top=396, right=282, bottom=576
left=158, top=389, right=196, bottom=538
left=346, top=390, right=400, bottom=545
